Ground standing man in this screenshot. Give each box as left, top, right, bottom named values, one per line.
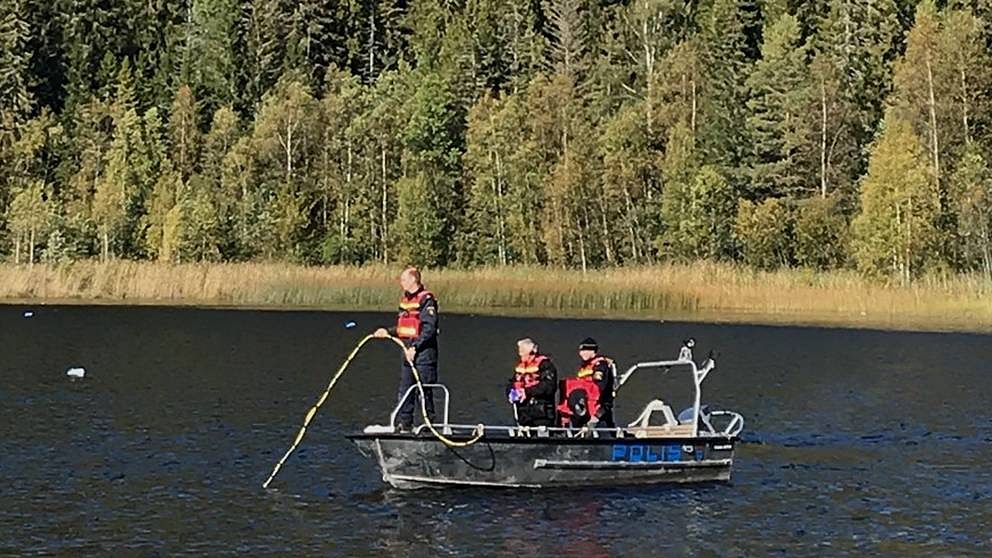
left=507, top=338, right=558, bottom=427
left=374, top=267, right=438, bottom=432
left=574, top=337, right=615, bottom=428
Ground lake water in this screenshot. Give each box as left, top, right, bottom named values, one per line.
left=1, top=306, right=990, bottom=556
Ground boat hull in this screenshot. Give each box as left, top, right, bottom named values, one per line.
left=347, top=432, right=736, bottom=489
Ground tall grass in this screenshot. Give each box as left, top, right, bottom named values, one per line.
left=0, top=260, right=990, bottom=331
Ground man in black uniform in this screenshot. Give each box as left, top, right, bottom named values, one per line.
left=507, top=338, right=558, bottom=427
left=574, top=337, right=615, bottom=428
left=374, top=267, right=438, bottom=431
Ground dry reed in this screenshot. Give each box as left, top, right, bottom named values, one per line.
left=0, top=260, right=989, bottom=332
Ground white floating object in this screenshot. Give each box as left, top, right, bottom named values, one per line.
left=344, top=321, right=357, bottom=329
left=66, top=367, right=86, bottom=378
left=23, top=311, right=33, bottom=318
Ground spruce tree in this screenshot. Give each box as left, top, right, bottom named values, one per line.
left=745, top=13, right=815, bottom=199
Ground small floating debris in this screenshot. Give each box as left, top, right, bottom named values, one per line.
left=344, top=321, right=357, bottom=329
left=23, top=311, right=34, bottom=318
left=66, top=367, right=86, bottom=378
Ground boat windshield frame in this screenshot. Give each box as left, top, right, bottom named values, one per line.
left=615, top=354, right=716, bottom=437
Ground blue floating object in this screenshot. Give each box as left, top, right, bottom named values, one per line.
left=23, top=311, right=34, bottom=318
left=344, top=321, right=357, bottom=329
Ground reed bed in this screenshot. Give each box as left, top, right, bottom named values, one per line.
left=0, top=260, right=990, bottom=332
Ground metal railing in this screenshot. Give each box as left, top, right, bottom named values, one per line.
left=707, top=410, right=744, bottom=437
left=406, top=422, right=742, bottom=440
left=389, top=383, right=451, bottom=428
left=616, top=355, right=715, bottom=437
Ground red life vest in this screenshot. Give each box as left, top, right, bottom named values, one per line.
left=512, top=354, right=548, bottom=391
left=557, top=376, right=602, bottom=426
left=395, top=289, right=434, bottom=340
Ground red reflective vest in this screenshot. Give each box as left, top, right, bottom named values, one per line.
left=513, top=354, right=548, bottom=391
left=395, top=289, right=434, bottom=340
left=558, top=376, right=602, bottom=424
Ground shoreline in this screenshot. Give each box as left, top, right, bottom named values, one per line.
left=1, top=261, right=990, bottom=334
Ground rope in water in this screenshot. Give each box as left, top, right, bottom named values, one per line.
left=261, top=334, right=484, bottom=489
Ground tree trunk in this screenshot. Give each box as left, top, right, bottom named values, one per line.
left=381, top=145, right=388, bottom=263
left=960, top=67, right=971, bottom=145
left=368, top=10, right=376, bottom=79
left=14, top=233, right=20, bottom=265
left=690, top=77, right=697, bottom=142
left=29, top=226, right=35, bottom=266
left=925, top=53, right=940, bottom=194
left=820, top=78, right=828, bottom=198
left=623, top=186, right=640, bottom=263
left=598, top=193, right=613, bottom=265
left=494, top=147, right=507, bottom=266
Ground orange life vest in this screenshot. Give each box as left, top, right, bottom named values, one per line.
left=576, top=355, right=612, bottom=379
left=513, top=354, right=548, bottom=391
left=395, top=289, right=434, bottom=340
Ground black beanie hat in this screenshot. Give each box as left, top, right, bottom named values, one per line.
left=578, top=337, right=598, bottom=351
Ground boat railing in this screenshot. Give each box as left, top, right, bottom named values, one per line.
left=616, top=353, right=716, bottom=438
left=708, top=410, right=745, bottom=437
left=391, top=383, right=451, bottom=428
left=410, top=422, right=741, bottom=440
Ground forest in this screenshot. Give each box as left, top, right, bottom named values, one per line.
left=2, top=0, right=992, bottom=284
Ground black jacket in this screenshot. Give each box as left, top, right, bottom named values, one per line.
left=387, top=288, right=439, bottom=365
left=508, top=355, right=558, bottom=424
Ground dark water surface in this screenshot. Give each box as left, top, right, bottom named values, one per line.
left=2, top=306, right=991, bottom=556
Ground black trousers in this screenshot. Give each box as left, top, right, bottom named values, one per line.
left=397, top=360, right=437, bottom=427
left=515, top=401, right=555, bottom=427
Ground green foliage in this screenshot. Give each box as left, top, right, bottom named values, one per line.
left=393, top=173, right=443, bottom=267
left=853, top=111, right=941, bottom=282
left=4, top=0, right=992, bottom=285
left=794, top=195, right=849, bottom=270
left=658, top=165, right=737, bottom=261
left=948, top=145, right=992, bottom=277
left=735, top=197, right=793, bottom=270
left=6, top=179, right=52, bottom=263
left=745, top=14, right=814, bottom=199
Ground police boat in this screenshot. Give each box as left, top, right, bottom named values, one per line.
left=348, top=341, right=744, bottom=489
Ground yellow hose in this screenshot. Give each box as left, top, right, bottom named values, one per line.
left=262, top=334, right=483, bottom=489
left=383, top=335, right=485, bottom=449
